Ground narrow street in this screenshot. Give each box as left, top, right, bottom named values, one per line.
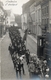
left=1, top=29, right=46, bottom=80
left=0, top=0, right=51, bottom=79
left=1, top=32, right=30, bottom=80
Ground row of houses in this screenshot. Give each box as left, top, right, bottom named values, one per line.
left=21, top=0, right=51, bottom=39
left=5, top=10, right=15, bottom=27
left=0, top=1, right=6, bottom=37
left=0, top=1, right=15, bottom=38
left=21, top=0, right=51, bottom=74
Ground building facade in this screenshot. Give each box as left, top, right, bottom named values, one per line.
left=15, top=14, right=21, bottom=27
left=36, top=1, right=42, bottom=37
left=0, top=2, right=5, bottom=37
left=30, top=2, right=36, bottom=38
left=5, top=16, right=10, bottom=27
left=5, top=11, right=15, bottom=28
left=22, top=0, right=51, bottom=38
left=49, top=0, right=51, bottom=32
left=21, top=1, right=31, bottom=31
left=41, top=0, right=51, bottom=76
left=41, top=0, right=49, bottom=35
left=30, top=1, right=42, bottom=38
left=10, top=13, right=15, bottom=26
left=21, top=13, right=27, bottom=30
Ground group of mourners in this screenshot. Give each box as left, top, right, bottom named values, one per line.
left=8, top=27, right=49, bottom=79
left=8, top=27, right=30, bottom=78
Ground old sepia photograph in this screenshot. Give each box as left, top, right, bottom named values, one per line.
left=0, top=0, right=51, bottom=80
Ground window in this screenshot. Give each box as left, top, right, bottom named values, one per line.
left=42, top=8, right=45, bottom=16
left=44, top=19, right=45, bottom=25
left=45, top=7, right=46, bottom=14
left=42, top=19, right=45, bottom=25
left=47, top=18, right=49, bottom=24
left=31, top=13, right=35, bottom=22
left=42, top=19, right=43, bottom=24
left=43, top=8, right=45, bottom=15
left=7, top=21, right=8, bottom=23
left=46, top=6, right=49, bottom=13
left=45, top=19, right=46, bottom=24
left=42, top=9, right=44, bottom=16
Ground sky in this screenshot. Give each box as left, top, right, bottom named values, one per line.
left=1, top=0, right=29, bottom=15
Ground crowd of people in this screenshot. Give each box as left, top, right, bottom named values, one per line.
left=8, top=27, right=50, bottom=79
left=28, top=54, right=49, bottom=79
left=8, top=27, right=30, bottom=78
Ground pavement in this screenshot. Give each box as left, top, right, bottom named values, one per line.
left=0, top=34, right=6, bottom=80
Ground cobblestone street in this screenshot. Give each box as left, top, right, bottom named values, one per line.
left=1, top=32, right=30, bottom=80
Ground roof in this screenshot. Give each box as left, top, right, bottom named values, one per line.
left=22, top=0, right=43, bottom=13
left=41, top=0, right=50, bottom=6
left=22, top=0, right=36, bottom=8
left=22, top=1, right=30, bottom=11
left=35, top=1, right=42, bottom=6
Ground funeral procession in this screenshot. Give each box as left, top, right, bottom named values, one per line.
left=0, top=0, right=51, bottom=80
